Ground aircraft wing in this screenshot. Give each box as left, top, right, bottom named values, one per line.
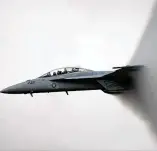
left=112, top=65, right=143, bottom=71
left=104, top=65, right=143, bottom=78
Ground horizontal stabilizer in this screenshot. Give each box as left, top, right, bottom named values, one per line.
left=112, top=65, right=144, bottom=71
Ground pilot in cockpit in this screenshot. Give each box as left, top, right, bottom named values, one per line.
left=57, top=70, right=62, bottom=75
left=63, top=68, right=67, bottom=74
left=72, top=68, right=79, bottom=72
left=52, top=68, right=80, bottom=76
left=47, top=72, right=51, bottom=77
left=53, top=72, right=56, bottom=76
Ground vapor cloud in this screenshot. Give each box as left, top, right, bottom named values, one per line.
left=119, top=0, right=157, bottom=140
left=0, top=0, right=157, bottom=150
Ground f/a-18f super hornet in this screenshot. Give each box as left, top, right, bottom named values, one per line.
left=0, top=65, right=143, bottom=97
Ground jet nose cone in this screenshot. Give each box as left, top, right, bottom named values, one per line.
left=1, top=82, right=30, bottom=94
left=1, top=87, right=14, bottom=94
left=1, top=84, right=23, bottom=94
left=1, top=89, right=5, bottom=93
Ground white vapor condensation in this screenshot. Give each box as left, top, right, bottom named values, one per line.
left=0, top=0, right=157, bottom=150
left=119, top=0, right=157, bottom=140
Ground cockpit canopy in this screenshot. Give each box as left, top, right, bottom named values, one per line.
left=38, top=67, right=93, bottom=78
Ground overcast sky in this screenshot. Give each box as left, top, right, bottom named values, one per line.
left=0, top=0, right=157, bottom=150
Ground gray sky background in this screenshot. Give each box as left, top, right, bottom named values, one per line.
left=0, top=0, right=157, bottom=150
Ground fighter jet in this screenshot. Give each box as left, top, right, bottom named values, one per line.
left=0, top=65, right=143, bottom=97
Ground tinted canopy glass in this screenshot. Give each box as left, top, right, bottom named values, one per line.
left=39, top=67, right=93, bottom=78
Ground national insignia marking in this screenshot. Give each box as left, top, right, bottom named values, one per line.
left=52, top=83, right=56, bottom=88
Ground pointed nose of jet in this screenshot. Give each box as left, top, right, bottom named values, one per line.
left=1, top=86, right=18, bottom=94
left=0, top=82, right=28, bottom=94
left=1, top=88, right=10, bottom=93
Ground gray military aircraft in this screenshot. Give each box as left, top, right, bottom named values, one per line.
left=0, top=65, right=143, bottom=97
